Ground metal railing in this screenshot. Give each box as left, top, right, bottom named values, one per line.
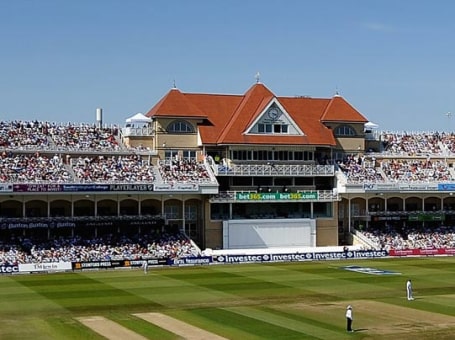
left=214, top=163, right=335, bottom=176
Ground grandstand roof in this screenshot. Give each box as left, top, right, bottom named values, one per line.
left=145, top=83, right=368, bottom=146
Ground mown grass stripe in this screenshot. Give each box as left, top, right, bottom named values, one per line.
left=0, top=257, right=454, bottom=339
left=224, top=306, right=343, bottom=340
left=109, top=312, right=180, bottom=340
left=89, top=268, right=248, bottom=308
left=45, top=316, right=105, bottom=340
left=171, top=307, right=309, bottom=340
left=134, top=312, right=228, bottom=340
left=77, top=316, right=148, bottom=340
left=264, top=305, right=346, bottom=332
left=0, top=276, right=66, bottom=316
left=381, top=293, right=455, bottom=316
left=11, top=272, right=163, bottom=313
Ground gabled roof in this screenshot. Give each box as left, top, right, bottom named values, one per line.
left=145, top=87, right=207, bottom=118
left=321, top=95, right=368, bottom=123
left=145, top=83, right=369, bottom=146
left=217, top=83, right=275, bottom=144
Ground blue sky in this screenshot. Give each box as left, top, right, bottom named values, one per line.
left=1, top=1, right=455, bottom=131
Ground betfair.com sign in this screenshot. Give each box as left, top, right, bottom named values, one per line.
left=235, top=192, right=318, bottom=201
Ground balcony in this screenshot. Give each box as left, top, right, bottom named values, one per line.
left=214, top=163, right=335, bottom=177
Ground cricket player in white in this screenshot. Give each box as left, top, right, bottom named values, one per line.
left=406, top=279, right=414, bottom=300
left=142, top=259, right=148, bottom=274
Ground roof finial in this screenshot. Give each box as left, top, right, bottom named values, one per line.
left=334, top=86, right=340, bottom=97
left=173, top=79, right=177, bottom=89
left=255, top=72, right=261, bottom=83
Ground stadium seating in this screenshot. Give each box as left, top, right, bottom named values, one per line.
left=0, top=232, right=200, bottom=264
left=357, top=226, right=455, bottom=250
left=71, top=155, right=155, bottom=182
left=159, top=159, right=212, bottom=184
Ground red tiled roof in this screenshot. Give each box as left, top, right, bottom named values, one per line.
left=321, top=95, right=368, bottom=123
left=145, top=84, right=368, bottom=146
left=145, top=88, right=207, bottom=118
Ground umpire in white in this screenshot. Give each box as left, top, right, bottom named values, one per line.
left=346, top=305, right=353, bottom=332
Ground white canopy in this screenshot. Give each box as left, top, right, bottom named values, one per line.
left=125, top=112, right=152, bottom=124
left=364, top=121, right=379, bottom=129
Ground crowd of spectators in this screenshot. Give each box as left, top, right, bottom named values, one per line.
left=0, top=120, right=120, bottom=151
left=0, top=120, right=50, bottom=149
left=340, top=154, right=454, bottom=183
left=0, top=232, right=200, bottom=265
left=159, top=159, right=212, bottom=184
left=0, top=152, right=72, bottom=183
left=378, top=131, right=455, bottom=157
left=0, top=120, right=215, bottom=185
left=380, top=132, right=445, bottom=155
left=48, top=123, right=120, bottom=151
left=338, top=154, right=384, bottom=183
left=358, top=225, right=455, bottom=250
left=71, top=155, right=155, bottom=182
left=381, top=158, right=453, bottom=182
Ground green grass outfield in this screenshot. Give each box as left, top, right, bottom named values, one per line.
left=0, top=257, right=454, bottom=339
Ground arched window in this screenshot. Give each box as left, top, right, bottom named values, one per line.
left=335, top=125, right=356, bottom=136
left=167, top=120, right=194, bottom=133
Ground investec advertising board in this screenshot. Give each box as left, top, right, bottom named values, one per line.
left=214, top=250, right=388, bottom=263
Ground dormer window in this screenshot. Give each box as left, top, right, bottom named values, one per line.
left=335, top=125, right=356, bottom=136
left=167, top=120, right=194, bottom=133
left=258, top=123, right=288, bottom=134
left=244, top=99, right=304, bottom=136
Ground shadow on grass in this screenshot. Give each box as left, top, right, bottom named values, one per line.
left=353, top=328, right=369, bottom=332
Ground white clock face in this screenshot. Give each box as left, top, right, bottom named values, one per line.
left=268, top=108, right=280, bottom=120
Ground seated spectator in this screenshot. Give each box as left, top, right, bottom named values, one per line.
left=0, top=232, right=200, bottom=264
left=381, top=132, right=444, bottom=156
left=0, top=120, right=50, bottom=149
left=48, top=123, right=120, bottom=151
left=381, top=158, right=453, bottom=182
left=159, top=159, right=212, bottom=184
left=0, top=152, right=73, bottom=183
left=72, top=155, right=155, bottom=183
left=339, top=154, right=384, bottom=183
left=358, top=225, right=455, bottom=250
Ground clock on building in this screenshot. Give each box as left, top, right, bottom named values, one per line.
left=268, top=108, right=280, bottom=120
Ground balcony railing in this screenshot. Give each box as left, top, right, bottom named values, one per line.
left=214, top=163, right=335, bottom=176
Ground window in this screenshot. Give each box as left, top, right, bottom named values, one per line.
left=181, top=150, right=197, bottom=161
left=165, top=150, right=179, bottom=161
left=165, top=205, right=180, bottom=219
left=273, top=124, right=288, bottom=133
left=232, top=149, right=314, bottom=161
left=335, top=125, right=356, bottom=136
left=257, top=123, right=288, bottom=134
left=167, top=120, right=194, bottom=133
left=185, top=205, right=197, bottom=220
left=211, top=203, right=230, bottom=220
